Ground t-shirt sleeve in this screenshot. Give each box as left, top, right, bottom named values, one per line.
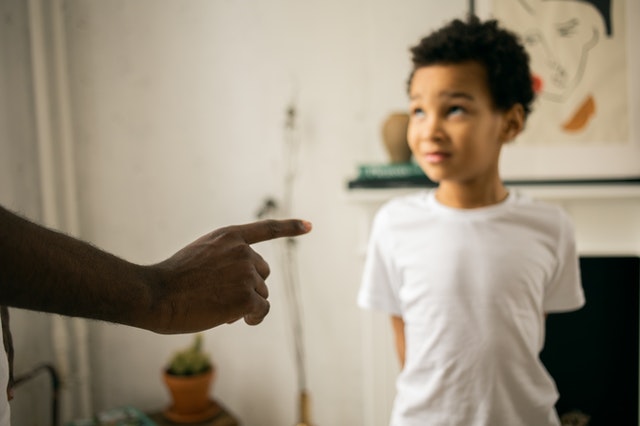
left=357, top=207, right=403, bottom=316
left=543, top=210, right=585, bottom=313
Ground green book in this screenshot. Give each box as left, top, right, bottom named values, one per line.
left=348, top=162, right=436, bottom=189
left=357, top=162, right=425, bottom=180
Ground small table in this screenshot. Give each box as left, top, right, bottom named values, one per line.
left=147, top=400, right=240, bottom=426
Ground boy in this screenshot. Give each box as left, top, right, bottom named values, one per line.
left=357, top=16, right=585, bottom=426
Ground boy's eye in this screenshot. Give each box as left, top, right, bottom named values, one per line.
left=411, top=108, right=425, bottom=118
left=447, top=105, right=465, bottom=116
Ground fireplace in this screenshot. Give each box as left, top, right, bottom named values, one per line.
left=541, top=256, right=640, bottom=426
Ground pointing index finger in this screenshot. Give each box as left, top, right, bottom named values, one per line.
left=239, top=219, right=312, bottom=244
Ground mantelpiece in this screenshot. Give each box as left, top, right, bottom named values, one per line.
left=347, top=182, right=640, bottom=257
left=347, top=181, right=640, bottom=204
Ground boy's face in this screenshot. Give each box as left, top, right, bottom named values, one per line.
left=407, top=62, right=517, bottom=185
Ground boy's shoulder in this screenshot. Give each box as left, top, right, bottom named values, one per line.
left=377, top=190, right=432, bottom=216
left=370, top=190, right=433, bottom=232
left=508, top=190, right=574, bottom=235
left=510, top=190, right=568, bottom=217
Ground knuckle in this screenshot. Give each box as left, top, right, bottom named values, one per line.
left=264, top=219, right=282, bottom=238
left=234, top=244, right=255, bottom=260
left=213, top=225, right=240, bottom=242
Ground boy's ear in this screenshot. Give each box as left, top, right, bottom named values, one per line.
left=500, top=103, right=525, bottom=143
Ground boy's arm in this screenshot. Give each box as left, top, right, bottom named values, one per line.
left=0, top=205, right=311, bottom=333
left=391, top=315, right=406, bottom=368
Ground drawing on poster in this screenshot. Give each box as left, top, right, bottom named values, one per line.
left=492, top=0, right=628, bottom=145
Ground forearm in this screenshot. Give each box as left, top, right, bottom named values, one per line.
left=0, top=206, right=154, bottom=329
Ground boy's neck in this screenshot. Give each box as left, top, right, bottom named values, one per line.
left=435, top=179, right=509, bottom=209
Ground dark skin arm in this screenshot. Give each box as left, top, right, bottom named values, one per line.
left=0, top=205, right=312, bottom=334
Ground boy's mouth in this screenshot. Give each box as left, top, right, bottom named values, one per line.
left=424, top=152, right=451, bottom=164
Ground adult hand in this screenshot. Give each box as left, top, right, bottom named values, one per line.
left=149, top=219, right=312, bottom=334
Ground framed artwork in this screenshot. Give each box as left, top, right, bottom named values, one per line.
left=473, top=0, right=640, bottom=182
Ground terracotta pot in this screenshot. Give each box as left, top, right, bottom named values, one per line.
left=381, top=112, right=411, bottom=164
left=163, top=368, right=214, bottom=415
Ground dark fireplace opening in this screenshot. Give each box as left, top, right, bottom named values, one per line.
left=541, top=256, right=639, bottom=426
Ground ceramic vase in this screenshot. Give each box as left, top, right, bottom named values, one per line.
left=381, top=112, right=411, bottom=163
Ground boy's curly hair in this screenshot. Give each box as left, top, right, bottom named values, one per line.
left=408, top=15, right=535, bottom=118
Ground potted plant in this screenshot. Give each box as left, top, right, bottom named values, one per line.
left=162, top=333, right=218, bottom=423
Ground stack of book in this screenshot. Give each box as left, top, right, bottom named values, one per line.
left=348, top=162, right=436, bottom=189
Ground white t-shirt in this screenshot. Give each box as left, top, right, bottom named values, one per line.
left=358, top=190, right=585, bottom=426
left=0, top=320, right=10, bottom=426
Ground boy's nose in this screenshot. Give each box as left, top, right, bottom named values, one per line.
left=417, top=115, right=444, bottom=143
